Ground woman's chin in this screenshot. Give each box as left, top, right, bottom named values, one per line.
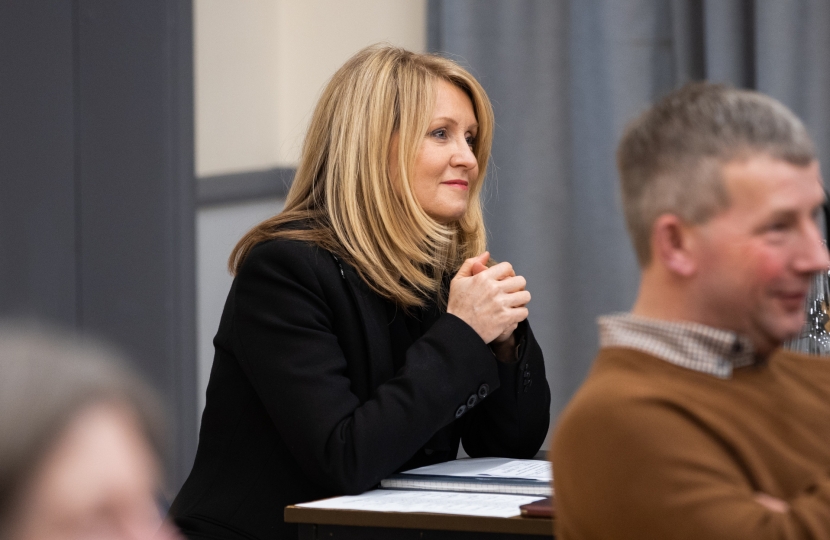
left=428, top=206, right=468, bottom=225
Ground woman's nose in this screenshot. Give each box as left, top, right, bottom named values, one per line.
left=450, top=138, right=478, bottom=170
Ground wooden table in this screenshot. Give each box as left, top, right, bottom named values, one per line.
left=285, top=505, right=554, bottom=539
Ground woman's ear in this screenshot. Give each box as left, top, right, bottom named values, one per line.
left=651, top=214, right=698, bottom=277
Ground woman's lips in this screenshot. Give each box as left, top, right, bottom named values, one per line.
left=441, top=179, right=469, bottom=189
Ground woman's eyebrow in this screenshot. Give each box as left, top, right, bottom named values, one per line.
left=431, top=117, right=479, bottom=130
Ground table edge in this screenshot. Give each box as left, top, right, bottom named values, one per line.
left=284, top=505, right=553, bottom=536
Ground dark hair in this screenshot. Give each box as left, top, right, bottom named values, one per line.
left=617, top=82, right=816, bottom=266
left=0, top=322, right=165, bottom=531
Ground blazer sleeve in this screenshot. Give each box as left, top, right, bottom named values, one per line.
left=460, top=320, right=551, bottom=458
left=230, top=241, right=502, bottom=494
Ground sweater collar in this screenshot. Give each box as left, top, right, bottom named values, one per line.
left=598, top=313, right=756, bottom=379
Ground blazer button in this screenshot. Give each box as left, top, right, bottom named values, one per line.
left=455, top=404, right=467, bottom=418
left=478, top=384, right=490, bottom=399
left=466, top=394, right=478, bottom=408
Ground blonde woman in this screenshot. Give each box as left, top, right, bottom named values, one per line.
left=171, top=45, right=550, bottom=540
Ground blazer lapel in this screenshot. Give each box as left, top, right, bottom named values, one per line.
left=338, top=259, right=394, bottom=393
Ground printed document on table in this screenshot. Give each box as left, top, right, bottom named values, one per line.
left=477, top=460, right=552, bottom=482
left=296, top=489, right=545, bottom=518
left=403, top=457, right=552, bottom=482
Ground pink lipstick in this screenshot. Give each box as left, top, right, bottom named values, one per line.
left=441, top=180, right=469, bottom=189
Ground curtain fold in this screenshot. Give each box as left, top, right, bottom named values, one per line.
left=429, top=0, right=830, bottom=433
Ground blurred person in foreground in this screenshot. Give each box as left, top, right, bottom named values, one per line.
left=171, top=44, right=550, bottom=539
left=552, top=82, right=830, bottom=539
left=0, top=325, right=178, bottom=540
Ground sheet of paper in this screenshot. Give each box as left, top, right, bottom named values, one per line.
left=478, top=460, right=552, bottom=482
left=403, top=457, right=552, bottom=482
left=297, top=489, right=545, bottom=518
left=404, top=457, right=524, bottom=477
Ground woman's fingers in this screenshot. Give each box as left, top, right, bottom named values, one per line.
left=512, top=306, right=529, bottom=322
left=455, top=251, right=490, bottom=279
left=496, top=275, right=527, bottom=293
left=447, top=256, right=531, bottom=344
left=479, top=261, right=515, bottom=280
left=471, top=261, right=488, bottom=275
left=505, top=290, right=531, bottom=308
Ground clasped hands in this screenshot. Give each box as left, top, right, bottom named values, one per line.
left=447, top=252, right=530, bottom=362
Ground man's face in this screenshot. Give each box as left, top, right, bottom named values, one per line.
left=692, top=155, right=829, bottom=354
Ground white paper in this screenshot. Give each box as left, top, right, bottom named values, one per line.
left=403, top=457, right=551, bottom=482
left=297, top=489, right=545, bottom=518
left=478, top=461, right=552, bottom=482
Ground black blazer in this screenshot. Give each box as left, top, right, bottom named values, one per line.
left=171, top=239, right=550, bottom=540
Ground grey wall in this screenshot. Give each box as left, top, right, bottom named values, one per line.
left=429, top=0, right=830, bottom=427
left=1, top=1, right=77, bottom=325
left=0, top=0, right=196, bottom=493
left=196, top=198, right=285, bottom=416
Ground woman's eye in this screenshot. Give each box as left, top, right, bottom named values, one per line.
left=465, top=134, right=476, bottom=148
left=430, top=128, right=448, bottom=139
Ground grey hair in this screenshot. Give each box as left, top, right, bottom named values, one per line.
left=617, top=82, right=816, bottom=266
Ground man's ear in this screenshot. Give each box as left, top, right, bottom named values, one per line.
left=651, top=214, right=697, bottom=277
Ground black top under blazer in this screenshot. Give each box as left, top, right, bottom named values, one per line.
left=170, top=238, right=551, bottom=540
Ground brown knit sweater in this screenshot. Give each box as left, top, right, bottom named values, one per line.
left=552, top=347, right=830, bottom=540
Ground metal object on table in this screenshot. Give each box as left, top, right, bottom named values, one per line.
left=786, top=268, right=830, bottom=356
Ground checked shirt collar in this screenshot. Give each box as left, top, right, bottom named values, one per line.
left=598, top=313, right=757, bottom=379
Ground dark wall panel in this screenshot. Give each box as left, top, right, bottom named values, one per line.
left=0, top=1, right=77, bottom=325
left=1, top=0, right=196, bottom=491
left=76, top=0, right=196, bottom=490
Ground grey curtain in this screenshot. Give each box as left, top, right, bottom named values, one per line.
left=428, top=0, right=830, bottom=430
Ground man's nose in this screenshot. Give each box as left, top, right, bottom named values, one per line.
left=799, top=220, right=830, bottom=273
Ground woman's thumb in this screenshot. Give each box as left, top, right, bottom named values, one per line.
left=456, top=251, right=490, bottom=278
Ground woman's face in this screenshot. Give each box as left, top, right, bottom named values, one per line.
left=390, top=79, right=479, bottom=224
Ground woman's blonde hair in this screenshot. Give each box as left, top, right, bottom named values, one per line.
left=229, top=44, right=494, bottom=308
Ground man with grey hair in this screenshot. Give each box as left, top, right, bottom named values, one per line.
left=552, top=82, right=830, bottom=539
